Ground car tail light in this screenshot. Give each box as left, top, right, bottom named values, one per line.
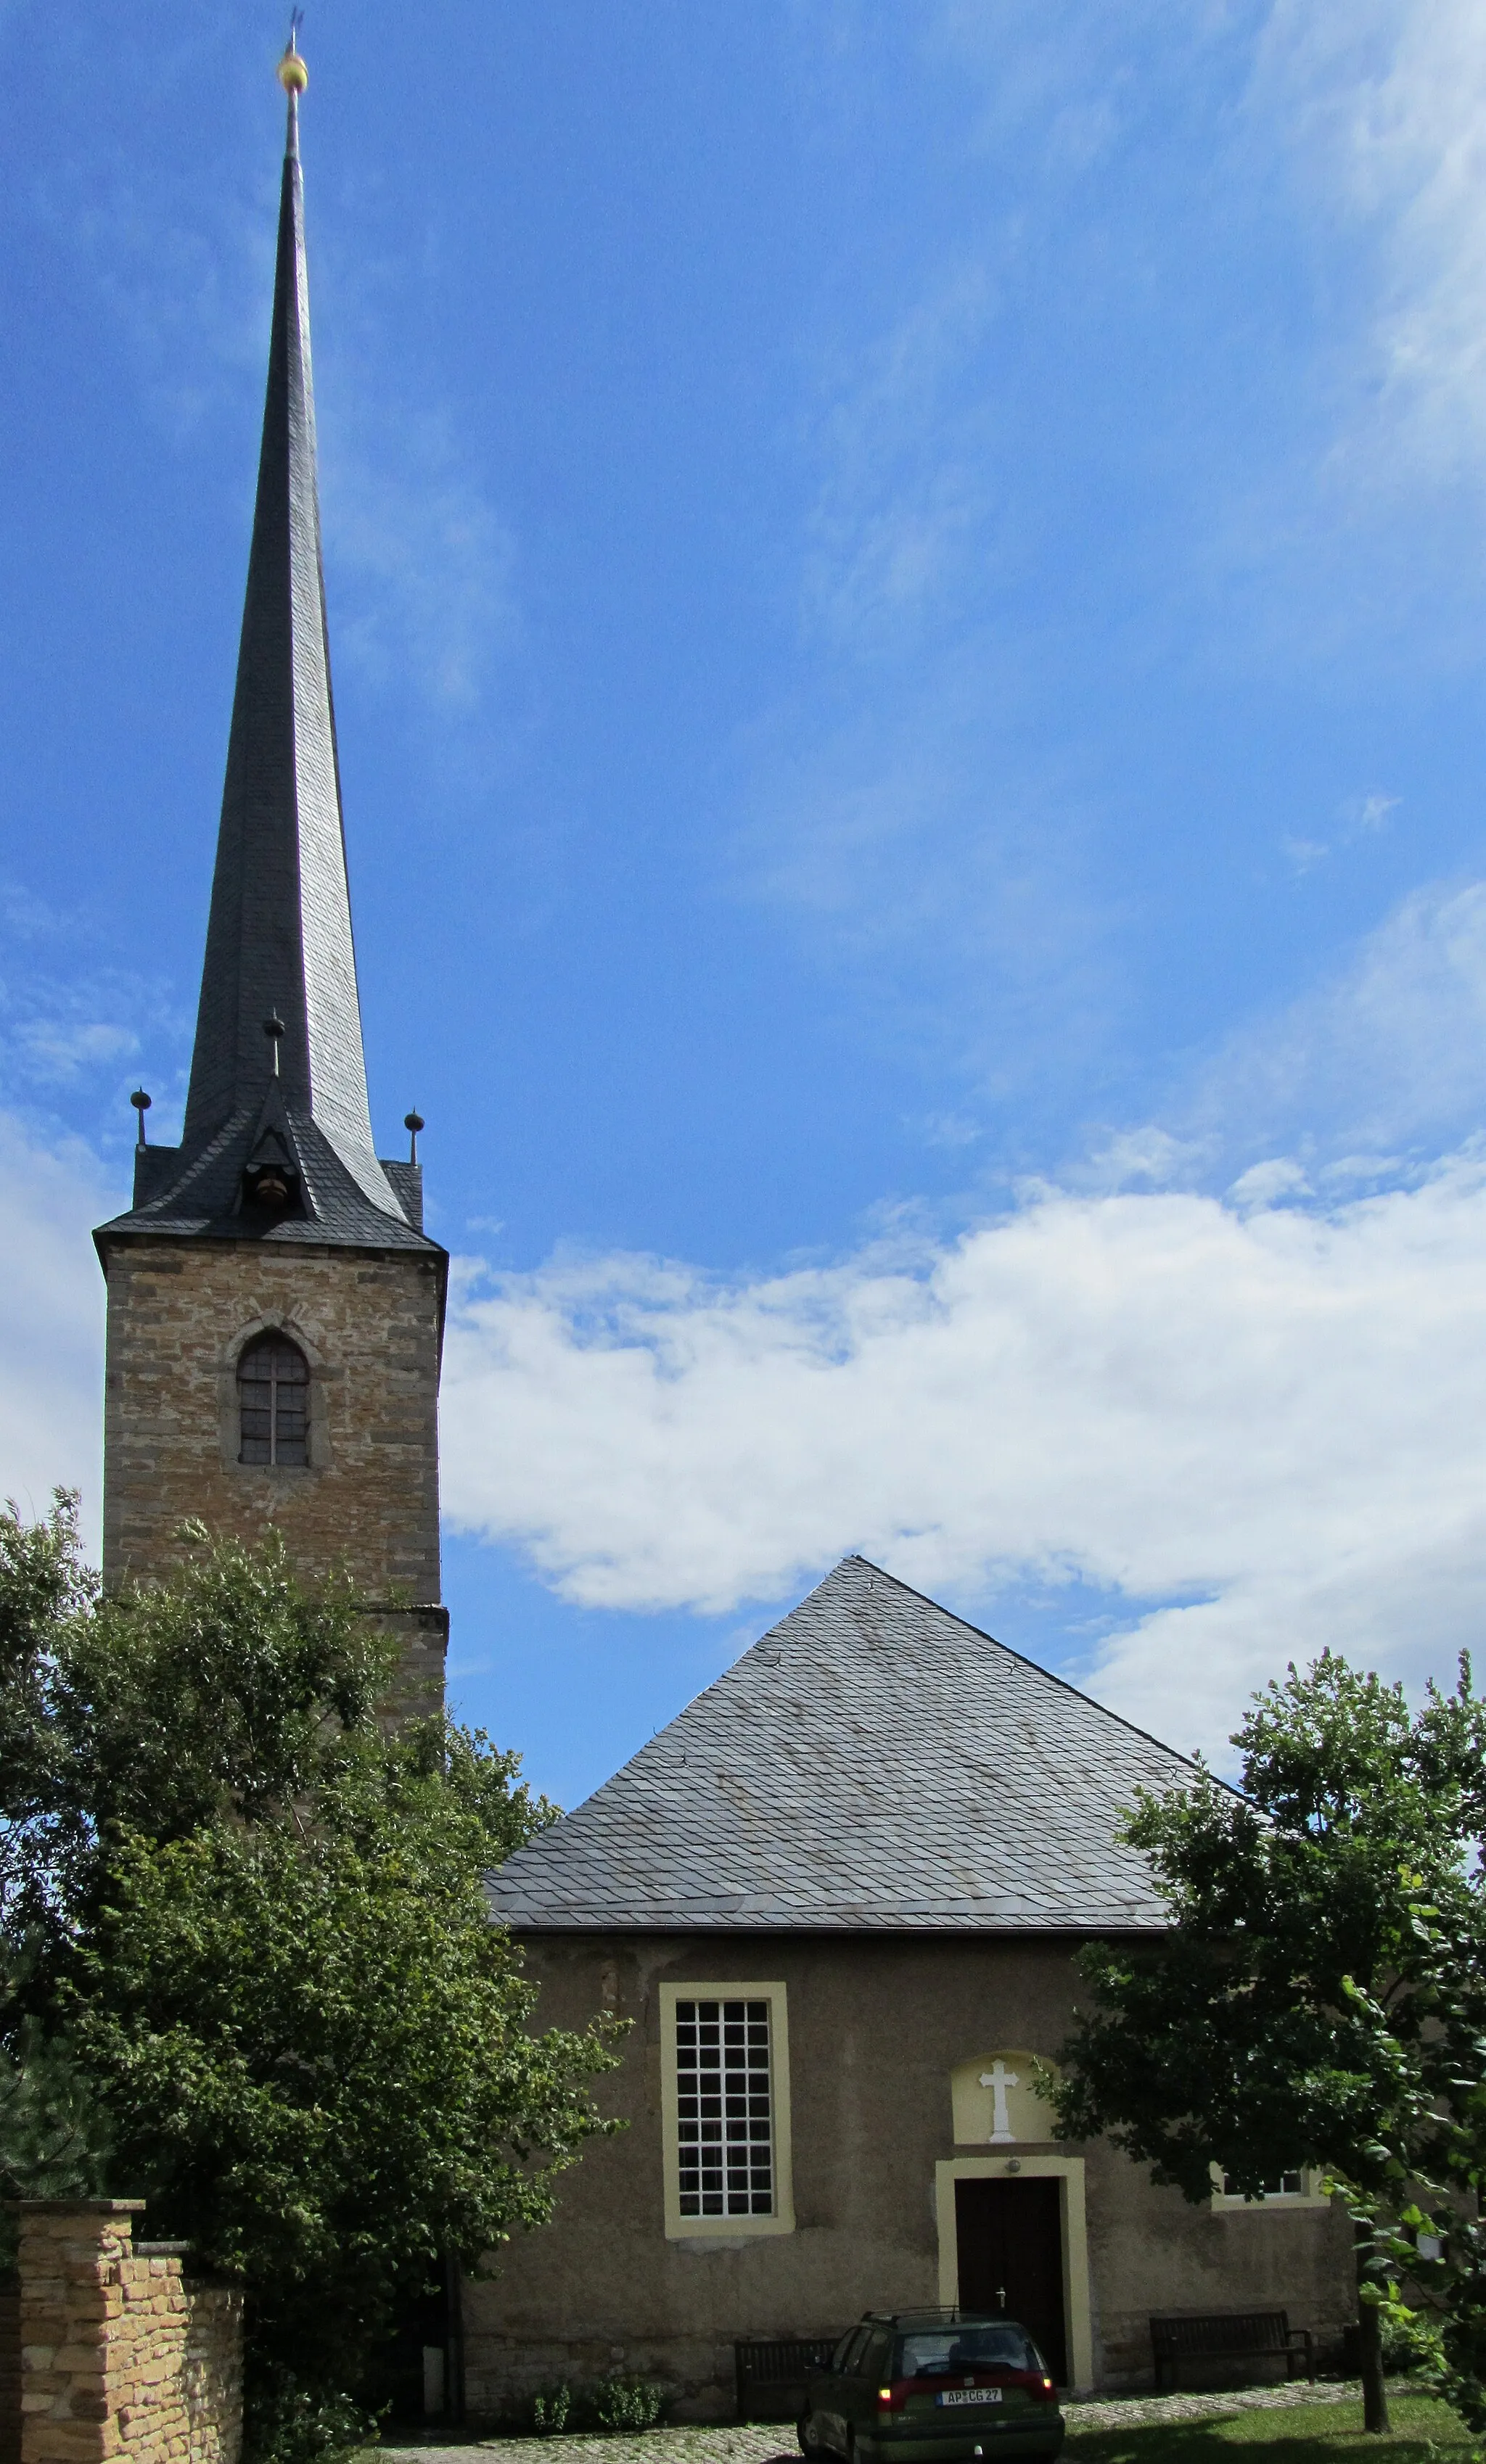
left=875, top=2386, right=907, bottom=2413
left=996, top=2371, right=1058, bottom=2405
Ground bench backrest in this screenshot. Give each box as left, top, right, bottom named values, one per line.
left=1150, top=2312, right=1291, bottom=2359
left=736, top=2338, right=840, bottom=2391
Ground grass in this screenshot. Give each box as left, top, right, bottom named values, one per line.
left=1068, top=2396, right=1471, bottom=2464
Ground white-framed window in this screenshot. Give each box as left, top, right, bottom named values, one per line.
left=659, top=1981, right=795, bottom=2240
left=1210, top=2165, right=1329, bottom=2209
left=677, top=1996, right=773, bottom=2217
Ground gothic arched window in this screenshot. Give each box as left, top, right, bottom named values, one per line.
left=238, top=1332, right=310, bottom=1467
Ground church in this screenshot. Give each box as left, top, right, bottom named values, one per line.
left=472, top=1555, right=1352, bottom=2413
left=91, top=53, right=1353, bottom=2420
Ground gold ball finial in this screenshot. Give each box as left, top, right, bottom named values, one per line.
left=277, top=46, right=308, bottom=94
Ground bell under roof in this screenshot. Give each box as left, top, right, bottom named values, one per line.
left=485, top=1554, right=1203, bottom=1936
left=97, top=78, right=438, bottom=1263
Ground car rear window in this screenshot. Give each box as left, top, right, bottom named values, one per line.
left=896, top=2328, right=1040, bottom=2377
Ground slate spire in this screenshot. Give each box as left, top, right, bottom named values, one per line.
left=180, top=68, right=393, bottom=1214
left=99, top=57, right=432, bottom=1251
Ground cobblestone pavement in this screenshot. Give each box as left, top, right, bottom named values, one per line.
left=1062, top=2379, right=1364, bottom=2434
left=379, top=2433, right=796, bottom=2464
left=379, top=2381, right=1372, bottom=2464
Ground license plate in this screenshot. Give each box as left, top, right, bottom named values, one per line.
left=937, top=2391, right=1002, bottom=2407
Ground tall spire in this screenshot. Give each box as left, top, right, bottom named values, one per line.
left=99, top=42, right=430, bottom=1250
left=181, top=47, right=393, bottom=1215
left=97, top=48, right=427, bottom=1249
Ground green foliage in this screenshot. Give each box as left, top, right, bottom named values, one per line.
left=241, top=2371, right=373, bottom=2464
left=529, top=2376, right=667, bottom=2435
left=0, top=1496, right=393, bottom=1942
left=588, top=2373, right=667, bottom=2431
left=0, top=1498, right=622, bottom=2463
left=0, top=2014, right=111, bottom=2197
left=1051, top=1650, right=1486, bottom=2435
left=1376, top=2297, right=1436, bottom=2377
left=1428, top=2222, right=1486, bottom=2433
left=531, top=2384, right=572, bottom=2435
left=1053, top=1652, right=1486, bottom=2205
left=0, top=1493, right=97, bottom=1929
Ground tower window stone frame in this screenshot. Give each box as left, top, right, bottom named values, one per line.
left=219, top=1316, right=331, bottom=1476
left=238, top=1331, right=309, bottom=1464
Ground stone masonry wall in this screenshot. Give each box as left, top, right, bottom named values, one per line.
left=468, top=1933, right=1355, bottom=2415
left=0, top=2281, right=19, bottom=2464
left=13, top=2204, right=242, bottom=2464
left=99, top=1237, right=446, bottom=1707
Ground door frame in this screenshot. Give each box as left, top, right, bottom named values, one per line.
left=934, top=2156, right=1093, bottom=2393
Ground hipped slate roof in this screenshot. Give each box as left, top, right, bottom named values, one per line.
left=97, top=89, right=438, bottom=1263
left=487, top=1555, right=1200, bottom=1936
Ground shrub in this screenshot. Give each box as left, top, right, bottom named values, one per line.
left=531, top=2383, right=572, bottom=2435
left=589, top=2374, right=666, bottom=2431
left=0, top=1507, right=625, bottom=2464
left=1380, top=2301, right=1437, bottom=2376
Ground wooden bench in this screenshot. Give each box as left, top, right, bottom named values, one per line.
left=1150, top=2311, right=1315, bottom=2392
left=735, top=2338, right=839, bottom=2423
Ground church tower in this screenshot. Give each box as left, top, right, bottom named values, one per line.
left=94, top=46, right=447, bottom=1707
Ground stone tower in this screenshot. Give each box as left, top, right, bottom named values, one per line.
left=94, top=66, right=447, bottom=1707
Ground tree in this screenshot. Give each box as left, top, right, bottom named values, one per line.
left=1050, top=1651, right=1486, bottom=2435
left=0, top=1497, right=621, bottom=2462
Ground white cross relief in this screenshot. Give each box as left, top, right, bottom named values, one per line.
left=980, top=2061, right=1019, bottom=2143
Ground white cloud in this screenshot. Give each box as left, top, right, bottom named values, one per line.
left=918, top=1111, right=985, bottom=1152
left=321, top=410, right=520, bottom=717
left=1260, top=0, right=1486, bottom=479
left=1194, top=876, right=1486, bottom=1161
left=0, top=1116, right=118, bottom=1552
left=1283, top=836, right=1331, bottom=876
left=804, top=264, right=998, bottom=648
left=0, top=926, right=184, bottom=1122
left=1083, top=1126, right=1199, bottom=1190
left=1352, top=791, right=1400, bottom=833
left=1281, top=793, right=1400, bottom=876
left=16, top=1022, right=139, bottom=1083
left=443, top=1147, right=1486, bottom=1756
left=1227, top=1158, right=1310, bottom=1208
left=31, top=61, right=522, bottom=734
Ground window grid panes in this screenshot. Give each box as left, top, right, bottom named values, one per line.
left=676, top=1997, right=773, bottom=2218
left=1220, top=2171, right=1303, bottom=2199
left=238, top=1335, right=310, bottom=1467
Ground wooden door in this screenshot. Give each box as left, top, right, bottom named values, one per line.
left=953, top=2176, right=1068, bottom=2383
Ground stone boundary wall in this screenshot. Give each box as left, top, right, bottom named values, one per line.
left=0, top=2281, right=19, bottom=2464
left=9, top=2202, right=242, bottom=2464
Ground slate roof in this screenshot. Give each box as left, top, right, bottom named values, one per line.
left=486, top=1556, right=1202, bottom=1936
left=95, top=1107, right=432, bottom=1254
left=98, top=90, right=438, bottom=1266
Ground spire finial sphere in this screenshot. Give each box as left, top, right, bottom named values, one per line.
left=277, top=11, right=308, bottom=94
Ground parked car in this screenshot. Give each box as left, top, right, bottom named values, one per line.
left=800, top=2311, right=1064, bottom=2464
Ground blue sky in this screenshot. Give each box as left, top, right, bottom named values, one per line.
left=7, top=1, right=1486, bottom=1803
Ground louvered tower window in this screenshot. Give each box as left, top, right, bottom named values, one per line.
left=238, top=1333, right=310, bottom=1467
